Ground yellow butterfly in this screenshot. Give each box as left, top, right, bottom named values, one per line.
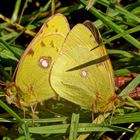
left=50, top=21, right=116, bottom=113
left=6, top=14, right=70, bottom=108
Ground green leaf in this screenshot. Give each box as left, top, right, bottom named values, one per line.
left=69, top=113, right=79, bottom=140
left=0, top=99, right=22, bottom=122
left=130, top=128, right=140, bottom=140
left=29, top=123, right=132, bottom=134
left=119, top=74, right=140, bottom=97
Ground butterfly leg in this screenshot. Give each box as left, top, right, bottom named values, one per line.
left=30, top=103, right=38, bottom=126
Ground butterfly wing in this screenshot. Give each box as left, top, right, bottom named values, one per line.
left=15, top=14, right=70, bottom=106
left=84, top=21, right=115, bottom=93
left=50, top=23, right=115, bottom=113
left=16, top=14, right=70, bottom=71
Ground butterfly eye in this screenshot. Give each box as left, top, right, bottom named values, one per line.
left=39, top=56, right=52, bottom=68
left=81, top=69, right=88, bottom=77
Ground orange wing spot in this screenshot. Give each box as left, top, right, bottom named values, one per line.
left=110, top=94, right=118, bottom=101
left=45, top=23, right=48, bottom=28
left=27, top=49, right=34, bottom=56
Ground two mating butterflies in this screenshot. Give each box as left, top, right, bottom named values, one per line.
left=6, top=14, right=116, bottom=113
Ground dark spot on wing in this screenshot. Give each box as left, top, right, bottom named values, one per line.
left=28, top=85, right=33, bottom=92
left=110, top=95, right=118, bottom=101
left=50, top=40, right=59, bottom=52
left=27, top=49, right=34, bottom=56
left=96, top=92, right=102, bottom=100
left=96, top=63, right=103, bottom=68
left=55, top=29, right=58, bottom=32
left=46, top=23, right=48, bottom=28
left=41, top=41, right=46, bottom=47
left=50, top=40, right=55, bottom=48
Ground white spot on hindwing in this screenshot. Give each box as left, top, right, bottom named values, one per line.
left=40, top=59, right=48, bottom=67
left=39, top=56, right=52, bottom=68
left=81, top=68, right=88, bottom=77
